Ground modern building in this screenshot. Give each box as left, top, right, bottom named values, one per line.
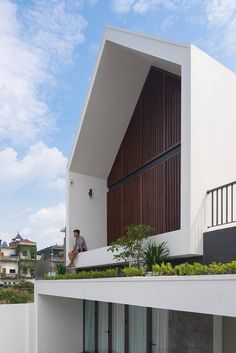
left=36, top=27, right=236, bottom=353
left=36, top=244, right=64, bottom=277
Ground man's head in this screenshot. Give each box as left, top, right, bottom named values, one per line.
left=73, top=229, right=80, bottom=238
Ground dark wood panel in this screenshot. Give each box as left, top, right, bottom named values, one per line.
left=107, top=145, right=123, bottom=187
left=165, top=152, right=181, bottom=232
left=107, top=187, right=123, bottom=244
left=142, top=162, right=165, bottom=235
left=107, top=66, right=181, bottom=243
left=123, top=175, right=141, bottom=231
left=165, top=74, right=181, bottom=150
left=123, top=99, right=142, bottom=176
left=142, top=68, right=165, bottom=164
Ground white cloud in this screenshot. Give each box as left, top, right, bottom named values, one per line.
left=206, top=0, right=236, bottom=26
left=27, top=203, right=66, bottom=248
left=206, top=0, right=236, bottom=63
left=111, top=0, right=175, bottom=14
left=111, top=0, right=136, bottom=13
left=30, top=203, right=66, bottom=225
left=0, top=141, right=67, bottom=194
left=0, top=0, right=87, bottom=144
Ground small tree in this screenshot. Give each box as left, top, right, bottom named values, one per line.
left=107, top=224, right=152, bottom=268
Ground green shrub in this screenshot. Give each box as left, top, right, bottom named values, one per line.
left=152, top=262, right=176, bottom=276
left=0, top=288, right=34, bottom=304
left=122, top=267, right=145, bottom=277
left=44, top=268, right=118, bottom=280
left=144, top=241, right=169, bottom=271
left=175, top=262, right=208, bottom=276
left=13, top=280, right=34, bottom=290
left=56, top=263, right=67, bottom=275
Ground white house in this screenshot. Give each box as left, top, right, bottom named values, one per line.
left=36, top=27, right=236, bottom=353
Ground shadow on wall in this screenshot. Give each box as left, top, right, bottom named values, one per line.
left=191, top=194, right=208, bottom=255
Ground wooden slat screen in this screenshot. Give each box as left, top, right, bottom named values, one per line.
left=107, top=66, right=181, bottom=244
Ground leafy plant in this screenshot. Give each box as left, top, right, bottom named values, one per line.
left=152, top=262, right=176, bottom=275
left=13, top=280, right=34, bottom=290
left=56, top=263, right=67, bottom=275
left=144, top=240, right=169, bottom=271
left=44, top=268, right=118, bottom=280
left=0, top=288, right=34, bottom=304
left=122, top=267, right=145, bottom=277
left=107, top=224, right=152, bottom=268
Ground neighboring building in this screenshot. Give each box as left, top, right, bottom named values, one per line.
left=0, top=240, right=18, bottom=283
left=0, top=233, right=37, bottom=282
left=36, top=244, right=64, bottom=277
left=36, top=27, right=236, bottom=353
left=16, top=239, right=37, bottom=279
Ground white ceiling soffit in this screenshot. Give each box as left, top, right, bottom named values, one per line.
left=69, top=27, right=189, bottom=178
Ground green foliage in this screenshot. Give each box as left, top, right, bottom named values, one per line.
left=152, top=262, right=176, bottom=275
left=44, top=268, right=118, bottom=280
left=0, top=288, right=34, bottom=304
left=56, top=263, right=67, bottom=275
left=122, top=267, right=145, bottom=277
left=13, top=280, right=34, bottom=290
left=107, top=224, right=152, bottom=267
left=144, top=241, right=169, bottom=271
left=43, top=261, right=236, bottom=280
left=152, top=261, right=236, bottom=276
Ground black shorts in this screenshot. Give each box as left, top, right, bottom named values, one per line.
left=78, top=248, right=87, bottom=253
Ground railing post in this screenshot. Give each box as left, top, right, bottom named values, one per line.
left=207, top=181, right=236, bottom=228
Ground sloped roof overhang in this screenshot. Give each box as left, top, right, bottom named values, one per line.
left=68, top=27, right=190, bottom=178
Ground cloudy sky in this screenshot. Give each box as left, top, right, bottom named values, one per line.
left=0, top=0, right=235, bottom=249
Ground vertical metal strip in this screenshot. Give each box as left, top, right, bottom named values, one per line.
left=95, top=301, right=98, bottom=353
left=147, top=307, right=152, bottom=353
left=125, top=305, right=129, bottom=353
left=226, top=186, right=228, bottom=224
left=231, top=184, right=234, bottom=222
left=108, top=303, right=112, bottom=353
left=221, top=187, right=223, bottom=225
left=83, top=300, right=85, bottom=353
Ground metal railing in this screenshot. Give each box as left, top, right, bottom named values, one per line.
left=207, top=181, right=236, bottom=228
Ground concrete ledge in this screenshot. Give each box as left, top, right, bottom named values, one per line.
left=36, top=275, right=236, bottom=318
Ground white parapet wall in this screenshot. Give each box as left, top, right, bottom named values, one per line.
left=0, top=303, right=36, bottom=353
left=37, top=295, right=83, bottom=353
left=36, top=275, right=236, bottom=318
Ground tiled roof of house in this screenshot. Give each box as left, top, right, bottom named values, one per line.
left=19, top=239, right=36, bottom=245
left=2, top=241, right=8, bottom=247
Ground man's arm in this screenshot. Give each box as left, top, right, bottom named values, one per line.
left=80, top=239, right=83, bottom=252
left=71, top=241, right=77, bottom=253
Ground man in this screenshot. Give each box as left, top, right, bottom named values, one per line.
left=67, top=229, right=87, bottom=268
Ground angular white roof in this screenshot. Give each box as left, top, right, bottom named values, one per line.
left=68, top=26, right=190, bottom=178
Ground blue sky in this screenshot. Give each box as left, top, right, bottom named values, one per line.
left=0, top=0, right=235, bottom=248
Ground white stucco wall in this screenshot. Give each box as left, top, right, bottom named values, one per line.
left=36, top=275, right=236, bottom=318
left=37, top=295, right=83, bottom=353
left=190, top=45, right=236, bottom=254
left=2, top=247, right=15, bottom=256
left=0, top=261, right=18, bottom=274
left=0, top=303, right=35, bottom=353
left=66, top=171, right=107, bottom=258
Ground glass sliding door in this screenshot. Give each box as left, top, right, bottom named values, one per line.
left=84, top=300, right=95, bottom=353
left=98, top=302, right=109, bottom=353
left=129, top=305, right=147, bottom=353
left=151, top=308, right=169, bottom=352
left=112, top=303, right=125, bottom=353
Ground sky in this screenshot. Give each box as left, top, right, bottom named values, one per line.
left=0, top=0, right=236, bottom=249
